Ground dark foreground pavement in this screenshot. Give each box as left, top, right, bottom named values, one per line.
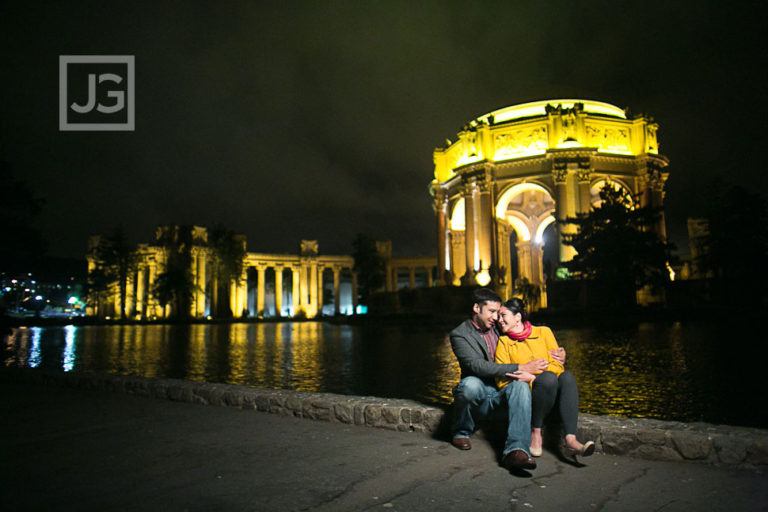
left=1, top=381, right=766, bottom=512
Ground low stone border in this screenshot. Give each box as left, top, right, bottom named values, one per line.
left=3, top=368, right=767, bottom=467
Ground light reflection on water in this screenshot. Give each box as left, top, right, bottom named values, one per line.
left=2, top=320, right=764, bottom=428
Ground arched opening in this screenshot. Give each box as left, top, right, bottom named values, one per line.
left=590, top=179, right=633, bottom=208
left=496, top=183, right=555, bottom=308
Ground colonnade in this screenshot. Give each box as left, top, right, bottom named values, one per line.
left=245, top=253, right=356, bottom=318
left=384, top=256, right=437, bottom=291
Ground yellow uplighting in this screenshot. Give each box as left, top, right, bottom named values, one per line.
left=478, top=99, right=627, bottom=124
left=506, top=216, right=531, bottom=242
left=534, top=216, right=556, bottom=243
left=496, top=183, right=552, bottom=220
left=450, top=198, right=466, bottom=230
left=433, top=99, right=658, bottom=184
left=475, top=269, right=491, bottom=286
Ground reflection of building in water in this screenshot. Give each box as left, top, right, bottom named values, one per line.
left=86, top=227, right=437, bottom=320
left=430, top=100, right=670, bottom=305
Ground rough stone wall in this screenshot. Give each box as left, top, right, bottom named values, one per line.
left=3, top=368, right=766, bottom=467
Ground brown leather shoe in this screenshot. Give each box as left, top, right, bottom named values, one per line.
left=451, top=437, right=472, bottom=450
left=502, top=449, right=536, bottom=470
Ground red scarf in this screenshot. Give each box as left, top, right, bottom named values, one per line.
left=506, top=321, right=532, bottom=341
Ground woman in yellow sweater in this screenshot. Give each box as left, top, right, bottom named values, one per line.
left=495, top=298, right=594, bottom=459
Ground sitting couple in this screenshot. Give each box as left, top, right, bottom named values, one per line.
left=449, top=288, right=594, bottom=471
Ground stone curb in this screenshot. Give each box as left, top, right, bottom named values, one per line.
left=3, top=368, right=767, bottom=467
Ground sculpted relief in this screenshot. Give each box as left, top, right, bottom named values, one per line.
left=494, top=126, right=548, bottom=159
left=645, top=124, right=658, bottom=153
left=586, top=124, right=630, bottom=153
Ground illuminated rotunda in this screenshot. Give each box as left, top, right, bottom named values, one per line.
left=429, top=100, right=669, bottom=306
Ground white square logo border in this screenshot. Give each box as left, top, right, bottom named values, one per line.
left=59, top=55, right=135, bottom=131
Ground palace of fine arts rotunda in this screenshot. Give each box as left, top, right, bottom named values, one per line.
left=429, top=99, right=669, bottom=306
left=85, top=99, right=670, bottom=320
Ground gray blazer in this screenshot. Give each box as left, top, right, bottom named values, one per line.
left=450, top=319, right=519, bottom=386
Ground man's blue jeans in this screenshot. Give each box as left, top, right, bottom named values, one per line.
left=451, top=376, right=532, bottom=456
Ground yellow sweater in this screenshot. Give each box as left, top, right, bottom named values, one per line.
left=495, top=325, right=564, bottom=389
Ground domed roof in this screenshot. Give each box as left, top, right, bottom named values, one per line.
left=478, top=99, right=626, bottom=125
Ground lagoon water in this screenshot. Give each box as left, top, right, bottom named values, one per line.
left=3, top=319, right=764, bottom=429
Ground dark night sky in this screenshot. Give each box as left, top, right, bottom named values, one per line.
left=1, top=1, right=765, bottom=260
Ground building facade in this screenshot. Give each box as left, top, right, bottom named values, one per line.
left=429, top=99, right=669, bottom=305
left=86, top=227, right=437, bottom=320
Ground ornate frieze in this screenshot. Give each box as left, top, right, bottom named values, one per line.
left=645, top=124, right=659, bottom=154
left=493, top=126, right=548, bottom=159
left=585, top=124, right=630, bottom=153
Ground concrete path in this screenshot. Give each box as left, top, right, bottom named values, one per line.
left=1, top=381, right=766, bottom=512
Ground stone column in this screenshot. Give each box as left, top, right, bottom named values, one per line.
left=125, top=273, right=135, bottom=318
left=317, top=267, right=324, bottom=315
left=427, top=266, right=434, bottom=287
left=497, top=223, right=513, bottom=299
left=450, top=231, right=466, bottom=286
left=236, top=268, right=248, bottom=317
left=475, top=176, right=493, bottom=283
left=553, top=166, right=574, bottom=262
left=516, top=240, right=533, bottom=285
left=435, top=190, right=449, bottom=285
left=409, top=266, right=416, bottom=289
left=333, top=266, right=341, bottom=315
left=193, top=248, right=207, bottom=318
left=351, top=271, right=358, bottom=313
left=230, top=279, right=238, bottom=317
left=291, top=267, right=300, bottom=316
left=639, top=171, right=652, bottom=208
left=275, top=266, right=283, bottom=317
left=256, top=265, right=266, bottom=316
left=148, top=261, right=161, bottom=318
left=577, top=168, right=592, bottom=215
left=309, top=263, right=318, bottom=317
left=135, top=266, right=145, bottom=319
left=385, top=262, right=394, bottom=292
left=463, top=179, right=476, bottom=283
left=300, top=263, right=309, bottom=311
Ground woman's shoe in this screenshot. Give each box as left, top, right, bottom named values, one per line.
left=563, top=440, right=595, bottom=458
left=530, top=429, right=543, bottom=457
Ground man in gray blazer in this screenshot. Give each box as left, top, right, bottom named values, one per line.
left=449, top=288, right=547, bottom=471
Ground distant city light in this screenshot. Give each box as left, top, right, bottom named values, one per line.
left=68, top=296, right=78, bottom=305
left=35, top=295, right=43, bottom=301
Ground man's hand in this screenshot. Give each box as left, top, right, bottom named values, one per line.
left=519, top=359, right=548, bottom=373
left=549, top=347, right=566, bottom=364
left=506, top=371, right=536, bottom=383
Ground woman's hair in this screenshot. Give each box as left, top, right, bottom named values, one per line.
left=502, top=297, right=528, bottom=322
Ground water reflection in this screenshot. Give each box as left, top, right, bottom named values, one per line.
left=2, top=319, right=765, bottom=428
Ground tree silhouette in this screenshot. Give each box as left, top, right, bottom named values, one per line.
left=88, top=226, right=139, bottom=319
left=561, top=184, right=673, bottom=303
left=699, top=182, right=768, bottom=306
left=153, top=226, right=197, bottom=319
left=208, top=225, right=246, bottom=318
left=0, top=161, right=46, bottom=272
left=352, top=233, right=385, bottom=303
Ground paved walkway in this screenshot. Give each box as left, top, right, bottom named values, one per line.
left=1, top=381, right=766, bottom=511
